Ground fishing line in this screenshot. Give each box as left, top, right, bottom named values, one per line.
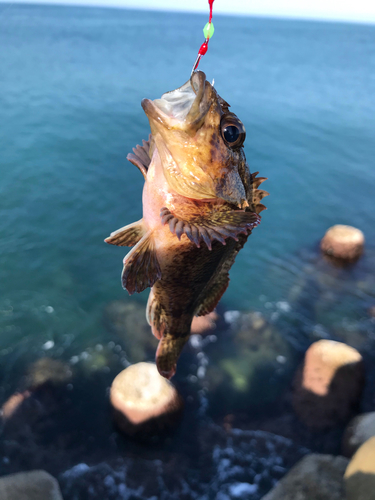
left=191, top=0, right=215, bottom=74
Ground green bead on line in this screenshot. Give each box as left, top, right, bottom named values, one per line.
left=203, top=21, right=215, bottom=39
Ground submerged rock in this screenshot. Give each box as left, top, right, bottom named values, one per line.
left=205, top=311, right=295, bottom=414
left=293, top=340, right=364, bottom=428
left=1, top=391, right=32, bottom=422
left=26, top=358, right=72, bottom=389
left=104, top=300, right=157, bottom=363
left=0, top=470, right=63, bottom=500
left=191, top=311, right=218, bottom=335
left=261, top=454, right=348, bottom=500
left=343, top=412, right=375, bottom=457
left=345, top=436, right=375, bottom=500
left=321, top=225, right=364, bottom=263
left=110, top=362, right=183, bottom=436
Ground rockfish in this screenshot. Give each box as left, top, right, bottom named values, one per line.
left=106, top=71, right=268, bottom=379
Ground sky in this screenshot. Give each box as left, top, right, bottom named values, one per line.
left=1, top=0, right=375, bottom=24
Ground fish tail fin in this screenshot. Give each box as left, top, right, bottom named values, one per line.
left=121, top=230, right=161, bottom=295
left=156, top=332, right=190, bottom=380
left=105, top=219, right=146, bottom=247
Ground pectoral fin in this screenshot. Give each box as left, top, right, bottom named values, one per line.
left=160, top=207, right=260, bottom=250
left=105, top=219, right=146, bottom=247
left=122, top=231, right=161, bottom=294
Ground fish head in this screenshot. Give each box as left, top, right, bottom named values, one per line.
left=141, top=71, right=248, bottom=208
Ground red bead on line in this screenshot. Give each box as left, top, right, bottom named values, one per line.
left=199, top=42, right=208, bottom=55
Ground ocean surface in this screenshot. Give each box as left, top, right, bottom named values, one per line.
left=0, top=4, right=375, bottom=499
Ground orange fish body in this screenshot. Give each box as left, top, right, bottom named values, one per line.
left=106, top=71, right=268, bottom=378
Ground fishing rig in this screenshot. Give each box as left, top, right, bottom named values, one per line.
left=192, top=0, right=215, bottom=74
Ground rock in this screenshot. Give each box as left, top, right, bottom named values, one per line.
left=110, top=362, right=183, bottom=436
left=345, top=436, right=375, bottom=500
left=369, top=305, right=375, bottom=318
left=261, top=454, right=348, bottom=500
left=205, top=312, right=294, bottom=413
left=0, top=470, right=63, bottom=500
left=1, top=358, right=72, bottom=423
left=26, top=358, right=72, bottom=389
left=293, top=340, right=364, bottom=428
left=104, top=300, right=157, bottom=362
left=321, top=225, right=364, bottom=262
left=1, top=391, right=32, bottom=421
left=191, top=311, right=218, bottom=335
left=343, top=412, right=375, bottom=457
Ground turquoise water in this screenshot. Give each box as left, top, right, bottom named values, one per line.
left=0, top=3, right=375, bottom=371
left=1, top=4, right=375, bottom=497
left=1, top=3, right=375, bottom=364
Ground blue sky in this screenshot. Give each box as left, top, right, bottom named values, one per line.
left=1, top=0, right=375, bottom=23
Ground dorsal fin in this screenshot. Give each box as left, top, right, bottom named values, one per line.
left=250, top=171, right=269, bottom=213
left=126, top=134, right=152, bottom=179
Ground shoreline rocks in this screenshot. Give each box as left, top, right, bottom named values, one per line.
left=0, top=470, right=63, bottom=500
left=191, top=311, right=218, bottom=335
left=345, top=436, right=375, bottom=500
left=110, top=362, right=183, bottom=437
left=343, top=412, right=375, bottom=457
left=261, top=454, right=348, bottom=500
left=293, top=340, right=364, bottom=428
left=321, top=225, right=364, bottom=263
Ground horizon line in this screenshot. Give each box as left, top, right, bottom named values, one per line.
left=1, top=1, right=375, bottom=25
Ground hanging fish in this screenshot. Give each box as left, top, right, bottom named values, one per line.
left=106, top=71, right=268, bottom=379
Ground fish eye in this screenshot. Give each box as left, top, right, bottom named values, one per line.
left=220, top=114, right=246, bottom=148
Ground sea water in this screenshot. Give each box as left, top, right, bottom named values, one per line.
left=0, top=4, right=374, bottom=497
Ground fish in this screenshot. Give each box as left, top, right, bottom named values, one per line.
left=105, top=70, right=268, bottom=379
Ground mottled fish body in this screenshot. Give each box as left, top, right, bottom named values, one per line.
left=106, top=71, right=268, bottom=378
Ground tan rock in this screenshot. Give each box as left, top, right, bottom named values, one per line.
left=104, top=300, right=157, bottom=362
left=1, top=391, right=31, bottom=421
left=27, top=358, right=72, bottom=389
left=345, top=437, right=375, bottom=500
left=293, top=340, right=364, bottom=428
left=0, top=470, right=63, bottom=500
left=191, top=311, right=218, bottom=335
left=262, top=454, right=348, bottom=500
left=110, top=362, right=183, bottom=436
left=343, top=412, right=375, bottom=457
left=321, top=225, right=364, bottom=262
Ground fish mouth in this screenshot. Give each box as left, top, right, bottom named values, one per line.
left=141, top=71, right=212, bottom=131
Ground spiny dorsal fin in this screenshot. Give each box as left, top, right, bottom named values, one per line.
left=255, top=203, right=267, bottom=214
left=253, top=189, right=270, bottom=203
left=160, top=207, right=260, bottom=250
left=250, top=171, right=268, bottom=213
left=122, top=230, right=161, bottom=294
left=126, top=134, right=152, bottom=179
left=105, top=219, right=146, bottom=247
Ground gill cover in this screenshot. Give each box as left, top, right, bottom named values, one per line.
left=141, top=71, right=248, bottom=207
